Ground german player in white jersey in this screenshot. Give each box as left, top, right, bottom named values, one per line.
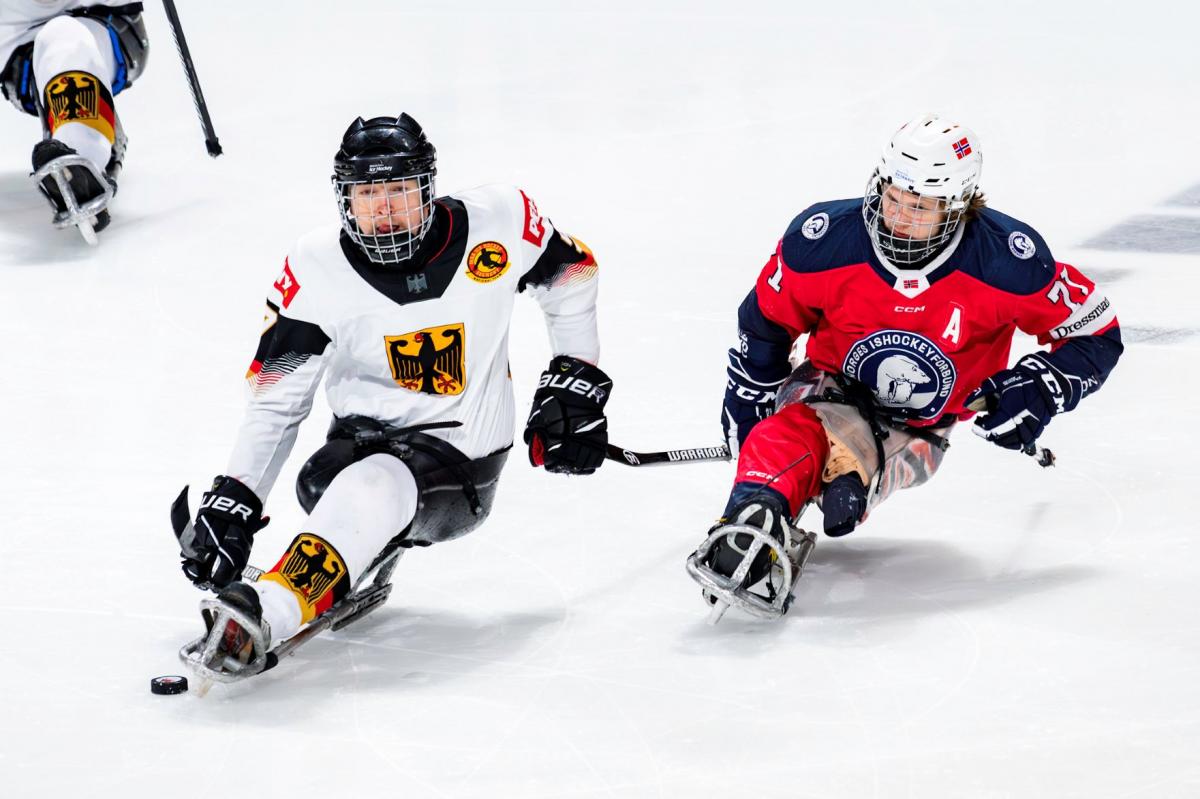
left=173, top=114, right=610, bottom=683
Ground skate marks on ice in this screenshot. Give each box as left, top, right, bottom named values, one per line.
left=0, top=167, right=209, bottom=265
left=181, top=534, right=579, bottom=707
left=1082, top=181, right=1200, bottom=254
left=680, top=537, right=1094, bottom=641
left=1119, top=325, right=1200, bottom=346
left=1082, top=214, right=1200, bottom=255
left=177, top=607, right=564, bottom=709
left=0, top=170, right=95, bottom=265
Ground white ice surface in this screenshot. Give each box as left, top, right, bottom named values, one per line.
left=1, top=1, right=1198, bottom=796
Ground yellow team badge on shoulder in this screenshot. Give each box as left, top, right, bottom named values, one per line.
left=466, top=241, right=509, bottom=283
left=384, top=322, right=466, bottom=395
left=262, top=533, right=350, bottom=624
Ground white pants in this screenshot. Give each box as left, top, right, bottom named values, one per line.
left=32, top=14, right=116, bottom=171
left=252, top=454, right=420, bottom=642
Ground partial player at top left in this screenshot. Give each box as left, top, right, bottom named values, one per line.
left=1, top=1, right=148, bottom=243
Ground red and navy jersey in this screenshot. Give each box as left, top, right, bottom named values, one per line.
left=737, top=198, right=1122, bottom=426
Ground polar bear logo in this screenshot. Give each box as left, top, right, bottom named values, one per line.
left=875, top=354, right=932, bottom=405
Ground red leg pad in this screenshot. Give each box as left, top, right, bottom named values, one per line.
left=736, top=403, right=829, bottom=515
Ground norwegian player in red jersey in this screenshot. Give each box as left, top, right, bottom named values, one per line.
left=688, top=114, right=1122, bottom=620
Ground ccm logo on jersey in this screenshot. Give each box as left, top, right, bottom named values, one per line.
left=273, top=260, right=301, bottom=308
left=520, top=189, right=545, bottom=247
left=200, top=494, right=255, bottom=521
left=537, top=373, right=607, bottom=402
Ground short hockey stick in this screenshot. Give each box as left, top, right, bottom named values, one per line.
left=605, top=442, right=731, bottom=467
left=162, top=0, right=222, bottom=157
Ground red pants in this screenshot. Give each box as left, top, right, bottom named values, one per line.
left=735, top=403, right=829, bottom=516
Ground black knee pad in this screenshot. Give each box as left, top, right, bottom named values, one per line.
left=295, top=437, right=358, bottom=514
left=65, top=6, right=149, bottom=92
left=295, top=416, right=509, bottom=546
left=1, top=43, right=36, bottom=115
left=407, top=444, right=507, bottom=545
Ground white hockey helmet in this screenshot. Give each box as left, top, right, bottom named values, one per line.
left=862, top=113, right=983, bottom=266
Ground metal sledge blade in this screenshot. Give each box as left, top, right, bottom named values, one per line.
left=179, top=595, right=271, bottom=684
left=75, top=216, right=99, bottom=246
left=177, top=548, right=405, bottom=688
left=30, top=153, right=113, bottom=242
left=686, top=523, right=817, bottom=623
left=702, top=591, right=730, bottom=625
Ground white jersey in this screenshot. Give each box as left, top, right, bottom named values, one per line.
left=0, top=0, right=103, bottom=64
left=226, top=183, right=600, bottom=501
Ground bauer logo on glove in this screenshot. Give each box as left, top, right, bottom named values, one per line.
left=524, top=355, right=613, bottom=475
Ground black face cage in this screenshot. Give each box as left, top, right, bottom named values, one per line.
left=334, top=173, right=436, bottom=266
left=861, top=173, right=967, bottom=267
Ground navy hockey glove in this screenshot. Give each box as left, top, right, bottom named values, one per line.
left=171, top=476, right=268, bottom=590
left=524, top=355, right=612, bottom=475
left=967, top=354, right=1073, bottom=451
left=722, top=349, right=786, bottom=457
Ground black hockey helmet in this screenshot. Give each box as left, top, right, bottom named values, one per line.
left=332, top=113, right=438, bottom=265
left=333, top=113, right=437, bottom=182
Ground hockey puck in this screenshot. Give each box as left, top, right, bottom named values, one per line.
left=150, top=675, right=189, bottom=695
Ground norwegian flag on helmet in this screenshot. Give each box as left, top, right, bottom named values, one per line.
left=953, top=138, right=972, bottom=160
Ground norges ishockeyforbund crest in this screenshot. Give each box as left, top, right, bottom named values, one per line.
left=842, top=329, right=957, bottom=420
left=384, top=323, right=466, bottom=395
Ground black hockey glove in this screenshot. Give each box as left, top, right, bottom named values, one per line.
left=171, top=476, right=268, bottom=590
left=966, top=354, right=1072, bottom=451
left=722, top=348, right=786, bottom=457
left=524, top=355, right=612, bottom=475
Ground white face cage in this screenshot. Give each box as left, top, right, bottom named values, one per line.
left=861, top=172, right=968, bottom=267
left=334, top=173, right=436, bottom=266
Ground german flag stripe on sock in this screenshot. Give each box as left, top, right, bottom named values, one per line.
left=261, top=534, right=351, bottom=624
left=43, top=70, right=115, bottom=143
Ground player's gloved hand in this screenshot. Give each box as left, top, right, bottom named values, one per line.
left=524, top=355, right=612, bottom=475
left=966, top=354, right=1071, bottom=451
left=722, top=350, right=785, bottom=458
left=171, top=476, right=268, bottom=590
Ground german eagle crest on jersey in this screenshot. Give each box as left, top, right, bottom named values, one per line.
left=384, top=323, right=466, bottom=395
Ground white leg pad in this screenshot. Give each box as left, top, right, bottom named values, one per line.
left=251, top=579, right=304, bottom=643
left=254, top=454, right=419, bottom=641
left=32, top=16, right=117, bottom=171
